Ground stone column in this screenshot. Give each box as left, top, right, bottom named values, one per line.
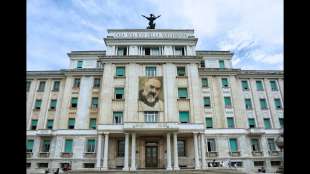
left=102, top=133, right=109, bottom=170
left=194, top=132, right=200, bottom=169
left=130, top=133, right=136, bottom=171
left=96, top=134, right=102, bottom=168
left=166, top=133, right=172, bottom=170
left=200, top=133, right=207, bottom=169
left=123, top=133, right=129, bottom=171
left=173, top=133, right=179, bottom=170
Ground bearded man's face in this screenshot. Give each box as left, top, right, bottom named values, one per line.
left=142, top=79, right=161, bottom=104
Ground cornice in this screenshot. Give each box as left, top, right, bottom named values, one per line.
left=107, top=29, right=195, bottom=32
left=62, top=68, right=104, bottom=76
left=199, top=68, right=284, bottom=78
left=27, top=69, right=104, bottom=78
left=199, top=68, right=241, bottom=76
left=99, top=56, right=201, bottom=64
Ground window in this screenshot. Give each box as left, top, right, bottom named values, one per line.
left=117, top=140, right=125, bottom=157
left=73, top=78, right=80, bottom=88
left=219, top=60, right=225, bottom=69
left=177, top=66, right=186, bottom=76
left=93, top=78, right=101, bottom=88
left=64, top=139, right=73, bottom=153
left=204, top=97, right=211, bottom=107
left=41, top=139, right=51, bottom=152
left=241, top=80, right=249, bottom=91
left=145, top=66, right=157, bottom=77
left=114, top=88, right=124, bottom=99
left=177, top=140, right=186, bottom=156
left=178, top=88, right=188, bottom=99
left=270, top=80, right=278, bottom=91
left=200, top=60, right=205, bottom=68
left=34, top=99, right=42, bottom=110
left=50, top=99, right=57, bottom=110
left=31, top=119, right=38, bottom=130
left=207, top=139, right=216, bottom=152
left=84, top=163, right=95, bottom=168
left=229, top=138, right=238, bottom=152
left=279, top=118, right=284, bottom=128
left=264, top=118, right=271, bottom=129
left=26, top=81, right=31, bottom=92
left=144, top=111, right=158, bottom=123
left=26, top=163, right=31, bottom=168
left=27, top=139, right=34, bottom=152
left=201, top=78, right=208, bottom=88
left=256, top=80, right=264, bottom=91
left=179, top=111, right=189, bottom=123
left=117, top=47, right=127, bottom=56
left=77, top=60, right=83, bottom=69
left=86, top=139, right=96, bottom=153
left=52, top=81, right=60, bottom=91
left=222, top=78, right=229, bottom=88
left=224, top=97, right=232, bottom=108
left=230, top=161, right=243, bottom=168
left=259, top=98, right=268, bottom=109
left=253, top=161, right=265, bottom=167
left=175, top=46, right=185, bottom=56
left=150, top=47, right=160, bottom=55
left=251, top=138, right=260, bottom=152
left=38, top=163, right=48, bottom=168
left=271, top=161, right=281, bottom=166
left=60, top=163, right=71, bottom=170
left=274, top=98, right=282, bottom=109
left=248, top=118, right=256, bottom=128
left=89, top=118, right=96, bottom=129
left=115, top=67, right=125, bottom=77
left=38, top=81, right=46, bottom=92
left=267, top=138, right=276, bottom=151
left=68, top=118, right=75, bottom=129
left=144, top=47, right=151, bottom=55
left=47, top=119, right=53, bottom=129
left=245, top=98, right=253, bottom=110
left=71, top=97, right=78, bottom=108
left=227, top=117, right=235, bottom=128
left=91, top=97, right=98, bottom=108
left=205, top=117, right=213, bottom=128
left=113, top=112, right=123, bottom=124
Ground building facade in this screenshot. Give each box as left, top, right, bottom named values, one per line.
left=26, top=29, right=284, bottom=173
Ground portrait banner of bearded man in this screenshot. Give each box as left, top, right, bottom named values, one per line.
left=138, top=77, right=164, bottom=111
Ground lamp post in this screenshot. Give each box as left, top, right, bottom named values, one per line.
left=275, top=133, right=284, bottom=173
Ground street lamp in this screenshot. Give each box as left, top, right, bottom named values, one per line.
left=275, top=133, right=284, bottom=173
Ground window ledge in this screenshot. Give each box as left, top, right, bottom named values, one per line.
left=39, top=152, right=50, bottom=158
left=33, top=108, right=41, bottom=111
left=177, top=98, right=190, bottom=101
left=229, top=151, right=241, bottom=157
left=112, top=99, right=125, bottom=101
left=48, top=109, right=56, bottom=111
left=61, top=152, right=73, bottom=158
left=84, top=152, right=96, bottom=158
left=252, top=151, right=263, bottom=156
left=114, top=76, right=126, bottom=79
left=207, top=151, right=218, bottom=157
left=176, top=76, right=188, bottom=78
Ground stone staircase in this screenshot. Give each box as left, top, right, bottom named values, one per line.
left=65, top=168, right=247, bottom=174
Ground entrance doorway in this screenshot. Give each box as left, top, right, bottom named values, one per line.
left=145, top=142, right=158, bottom=168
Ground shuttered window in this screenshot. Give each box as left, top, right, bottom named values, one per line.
left=86, top=139, right=96, bottom=152
left=71, top=97, right=78, bottom=108
left=222, top=78, right=229, bottom=88
left=64, top=139, right=73, bottom=153
left=270, top=80, right=278, bottom=91
left=77, top=60, right=83, bottom=69
left=89, top=118, right=96, bottom=129
left=68, top=118, right=75, bottom=129
left=177, top=67, right=186, bottom=76
left=245, top=98, right=252, bottom=109
left=31, top=119, right=38, bottom=130
left=47, top=119, right=53, bottom=129
left=178, top=88, right=188, bottom=99
left=227, top=117, right=235, bottom=128
left=256, top=80, right=264, bottom=91
left=179, top=111, right=189, bottom=123
left=260, top=98, right=268, bottom=109
left=27, top=140, right=34, bottom=152
left=116, top=67, right=125, bottom=77
left=229, top=138, right=238, bottom=152
left=219, top=60, right=225, bottom=69
left=241, top=80, right=249, bottom=91
left=202, top=78, right=209, bottom=88
left=224, top=97, right=232, bottom=108
left=204, top=97, right=211, bottom=107
left=274, top=98, right=282, bottom=109
left=205, top=117, right=213, bottom=128
left=248, top=118, right=256, bottom=128
left=50, top=99, right=57, bottom=110
left=34, top=99, right=42, bottom=110
left=115, top=88, right=124, bottom=99
left=264, top=118, right=271, bottom=129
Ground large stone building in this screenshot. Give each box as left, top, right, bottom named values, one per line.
left=26, top=29, right=284, bottom=173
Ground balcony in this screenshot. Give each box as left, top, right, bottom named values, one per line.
left=89, top=107, right=98, bottom=113
left=39, top=152, right=50, bottom=158
left=84, top=152, right=96, bottom=158
left=247, top=128, right=265, bottom=135
left=269, top=150, right=280, bottom=156
left=61, top=152, right=73, bottom=158
left=123, top=122, right=179, bottom=131
left=36, top=129, right=53, bottom=136
left=229, top=151, right=241, bottom=157
left=207, top=151, right=218, bottom=157
left=26, top=152, right=33, bottom=158
left=252, top=151, right=263, bottom=156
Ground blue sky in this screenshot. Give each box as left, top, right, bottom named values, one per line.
left=27, top=0, right=283, bottom=71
